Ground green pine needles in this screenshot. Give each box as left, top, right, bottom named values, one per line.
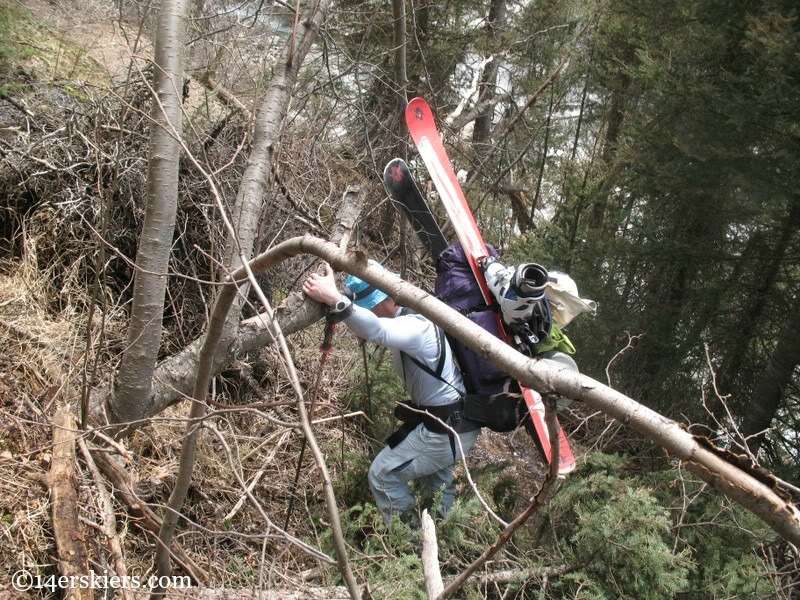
left=319, top=450, right=780, bottom=599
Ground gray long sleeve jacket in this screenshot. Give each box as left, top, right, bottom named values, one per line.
left=343, top=305, right=464, bottom=407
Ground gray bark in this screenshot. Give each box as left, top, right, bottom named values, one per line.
left=112, top=0, right=190, bottom=425
left=216, top=0, right=331, bottom=352
left=103, top=0, right=331, bottom=428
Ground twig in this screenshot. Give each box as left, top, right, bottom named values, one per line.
left=90, top=450, right=208, bottom=585
left=701, top=343, right=758, bottom=460
left=77, top=438, right=135, bottom=600
left=605, top=331, right=643, bottom=387
left=312, top=411, right=367, bottom=426
left=203, top=423, right=335, bottom=563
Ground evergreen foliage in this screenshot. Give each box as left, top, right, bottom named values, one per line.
left=547, top=454, right=693, bottom=598
left=345, top=344, right=406, bottom=450
left=545, top=454, right=780, bottom=599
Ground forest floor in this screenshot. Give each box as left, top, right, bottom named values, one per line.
left=19, top=0, right=144, bottom=84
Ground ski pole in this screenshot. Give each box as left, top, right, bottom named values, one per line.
left=283, top=320, right=335, bottom=531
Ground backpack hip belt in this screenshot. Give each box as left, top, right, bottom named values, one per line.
left=388, top=399, right=480, bottom=456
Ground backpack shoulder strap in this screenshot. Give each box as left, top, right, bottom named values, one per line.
left=397, top=308, right=454, bottom=388
left=402, top=324, right=448, bottom=382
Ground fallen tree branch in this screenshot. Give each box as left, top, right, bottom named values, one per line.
left=88, top=188, right=364, bottom=426
left=421, top=510, right=444, bottom=599
left=49, top=406, right=90, bottom=600
left=90, top=450, right=208, bottom=585
left=226, top=234, right=800, bottom=546
left=195, top=72, right=252, bottom=121
left=77, top=438, right=135, bottom=600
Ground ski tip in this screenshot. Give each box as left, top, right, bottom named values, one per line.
left=383, top=159, right=410, bottom=184
left=384, top=157, right=406, bottom=170
left=406, top=97, right=433, bottom=124
left=558, top=458, right=577, bottom=477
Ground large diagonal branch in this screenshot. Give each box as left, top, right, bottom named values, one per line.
left=219, top=235, right=800, bottom=547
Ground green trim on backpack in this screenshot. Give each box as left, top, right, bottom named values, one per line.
left=535, top=322, right=576, bottom=355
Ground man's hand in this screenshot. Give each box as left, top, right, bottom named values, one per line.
left=302, top=263, right=342, bottom=307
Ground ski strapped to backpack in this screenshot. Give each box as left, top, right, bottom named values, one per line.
left=384, top=158, right=449, bottom=261
left=434, top=242, right=571, bottom=431
left=383, top=160, right=585, bottom=439
left=403, top=97, right=578, bottom=475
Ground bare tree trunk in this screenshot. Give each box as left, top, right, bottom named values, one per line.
left=215, top=0, right=331, bottom=352
left=471, top=0, right=505, bottom=154
left=103, top=0, right=331, bottom=431
left=391, top=0, right=408, bottom=114
left=527, top=86, right=555, bottom=228
left=720, top=196, right=800, bottom=398
left=112, top=0, right=189, bottom=426
left=741, top=296, right=800, bottom=453
left=588, top=84, right=628, bottom=230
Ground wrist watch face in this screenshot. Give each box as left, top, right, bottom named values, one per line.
left=334, top=299, right=348, bottom=312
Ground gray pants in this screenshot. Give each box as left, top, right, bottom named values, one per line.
left=368, top=423, right=481, bottom=525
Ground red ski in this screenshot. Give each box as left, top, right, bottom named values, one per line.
left=405, top=97, right=576, bottom=476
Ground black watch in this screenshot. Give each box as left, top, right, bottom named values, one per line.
left=326, top=296, right=353, bottom=323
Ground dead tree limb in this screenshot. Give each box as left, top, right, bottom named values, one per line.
left=228, top=235, right=800, bottom=547
left=89, top=187, right=364, bottom=427
left=77, top=438, right=135, bottom=600
left=49, top=406, right=90, bottom=599
left=90, top=451, right=208, bottom=585
left=196, top=72, right=253, bottom=121
left=421, top=510, right=444, bottom=599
